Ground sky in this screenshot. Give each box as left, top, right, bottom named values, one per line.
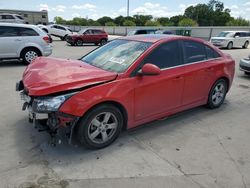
left=0, top=0, right=249, bottom=21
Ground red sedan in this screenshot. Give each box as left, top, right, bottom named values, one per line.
left=16, top=35, right=235, bottom=149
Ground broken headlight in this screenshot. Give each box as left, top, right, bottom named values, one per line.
left=33, top=92, right=76, bottom=113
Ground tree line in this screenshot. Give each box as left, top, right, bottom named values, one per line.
left=55, top=0, right=250, bottom=27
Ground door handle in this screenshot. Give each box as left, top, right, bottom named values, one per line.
left=15, top=39, right=22, bottom=42
left=205, top=67, right=214, bottom=72
left=173, top=76, right=183, bottom=81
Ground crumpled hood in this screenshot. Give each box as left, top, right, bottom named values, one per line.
left=23, top=57, right=117, bottom=96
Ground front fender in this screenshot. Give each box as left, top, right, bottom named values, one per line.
left=59, top=78, right=135, bottom=126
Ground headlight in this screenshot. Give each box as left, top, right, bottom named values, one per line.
left=33, top=92, right=77, bottom=112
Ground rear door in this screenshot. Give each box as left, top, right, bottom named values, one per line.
left=181, top=40, right=219, bottom=106
left=0, top=26, right=21, bottom=58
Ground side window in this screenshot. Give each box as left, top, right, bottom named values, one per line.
left=148, top=30, right=155, bottom=34
left=93, top=30, right=102, bottom=34
left=239, top=32, right=246, bottom=37
left=205, top=46, right=221, bottom=59
left=85, top=30, right=92, bottom=35
left=57, top=26, right=66, bottom=30
left=19, top=27, right=39, bottom=36
left=183, top=41, right=207, bottom=64
left=5, top=15, right=14, bottom=19
left=51, top=25, right=57, bottom=29
left=235, top=32, right=240, bottom=37
left=0, top=26, right=19, bottom=37
left=137, top=30, right=147, bottom=34
left=143, top=41, right=182, bottom=69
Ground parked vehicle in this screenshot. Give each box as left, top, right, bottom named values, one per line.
left=210, top=31, right=250, bottom=49
left=239, top=55, right=250, bottom=75
left=45, top=24, right=73, bottom=40
left=36, top=25, right=53, bottom=43
left=0, top=23, right=52, bottom=64
left=16, top=35, right=235, bottom=149
left=0, top=13, right=25, bottom=24
left=66, top=29, right=108, bottom=46
left=155, top=30, right=175, bottom=35
left=127, top=29, right=158, bottom=36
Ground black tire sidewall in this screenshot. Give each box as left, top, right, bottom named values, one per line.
left=244, top=41, right=249, bottom=48
left=76, top=39, right=83, bottom=46
left=21, top=48, right=40, bottom=65
left=77, top=104, right=123, bottom=149
left=207, top=79, right=228, bottom=109
left=227, top=42, right=233, bottom=49
left=100, top=39, right=107, bottom=46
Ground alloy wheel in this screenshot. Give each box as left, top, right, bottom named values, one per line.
left=25, top=51, right=38, bottom=63
left=211, top=83, right=226, bottom=105
left=87, top=112, right=118, bottom=144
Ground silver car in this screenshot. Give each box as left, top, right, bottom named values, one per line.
left=239, top=56, right=250, bottom=75
left=0, top=13, right=25, bottom=24
left=210, top=31, right=250, bottom=49
left=0, top=23, right=52, bottom=64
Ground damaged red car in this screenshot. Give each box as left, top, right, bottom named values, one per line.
left=16, top=35, right=235, bottom=149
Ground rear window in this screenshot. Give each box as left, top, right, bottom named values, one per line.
left=183, top=41, right=207, bottom=64
left=1, top=15, right=15, bottom=19
left=19, top=27, right=39, bottom=36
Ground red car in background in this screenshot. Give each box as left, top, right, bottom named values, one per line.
left=66, top=28, right=108, bottom=46
left=16, top=35, right=235, bottom=149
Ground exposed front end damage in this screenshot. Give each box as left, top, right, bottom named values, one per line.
left=16, top=80, right=80, bottom=146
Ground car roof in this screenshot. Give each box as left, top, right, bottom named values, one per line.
left=119, top=34, right=196, bottom=43
left=222, top=31, right=250, bottom=33
left=0, top=23, right=38, bottom=29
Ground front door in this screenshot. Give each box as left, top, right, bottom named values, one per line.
left=133, top=40, right=185, bottom=120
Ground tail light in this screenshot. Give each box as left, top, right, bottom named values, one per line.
left=43, top=36, right=50, bottom=44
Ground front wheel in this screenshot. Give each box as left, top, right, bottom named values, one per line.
left=77, top=104, right=123, bottom=149
left=76, top=39, right=83, bottom=46
left=206, top=79, right=228, bottom=109
left=227, top=42, right=233, bottom=49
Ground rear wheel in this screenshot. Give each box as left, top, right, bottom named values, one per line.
left=243, top=41, right=249, bottom=49
left=207, top=79, right=228, bottom=109
left=227, top=42, right=233, bottom=49
left=21, top=48, right=41, bottom=65
left=100, top=39, right=107, bottom=46
left=77, top=104, right=123, bottom=149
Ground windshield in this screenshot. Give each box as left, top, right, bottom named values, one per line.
left=217, top=32, right=234, bottom=37
left=78, top=29, right=87, bottom=34
left=81, top=39, right=152, bottom=73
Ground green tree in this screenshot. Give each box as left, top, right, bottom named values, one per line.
left=133, top=15, right=153, bottom=26
left=87, top=19, right=101, bottom=26
left=54, top=16, right=66, bottom=24
left=123, top=20, right=136, bottom=26
left=105, top=21, right=116, bottom=26
left=226, top=17, right=250, bottom=26
left=178, top=18, right=198, bottom=26
left=170, top=15, right=185, bottom=26
left=114, top=16, right=125, bottom=26
left=144, top=20, right=161, bottom=26
left=97, top=16, right=113, bottom=26
left=157, top=17, right=174, bottom=26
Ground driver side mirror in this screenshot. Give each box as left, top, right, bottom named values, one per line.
left=138, top=63, right=161, bottom=76
left=235, top=35, right=239, bottom=38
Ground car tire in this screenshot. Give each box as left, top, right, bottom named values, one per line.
left=100, top=39, right=107, bottom=46
left=243, top=41, right=249, bottom=49
left=77, top=104, right=123, bottom=149
left=206, top=79, right=228, bottom=109
left=244, top=72, right=250, bottom=75
left=21, top=48, right=41, bottom=65
left=60, top=35, right=67, bottom=41
left=227, top=42, right=233, bottom=49
left=76, top=39, right=83, bottom=46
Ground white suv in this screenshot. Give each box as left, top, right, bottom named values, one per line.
left=210, top=31, right=250, bottom=49
left=0, top=13, right=25, bottom=24
left=0, top=23, right=52, bottom=64
left=39, top=24, right=73, bottom=40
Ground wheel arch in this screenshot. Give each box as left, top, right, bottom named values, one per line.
left=78, top=100, right=128, bottom=131
left=19, top=46, right=42, bottom=58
